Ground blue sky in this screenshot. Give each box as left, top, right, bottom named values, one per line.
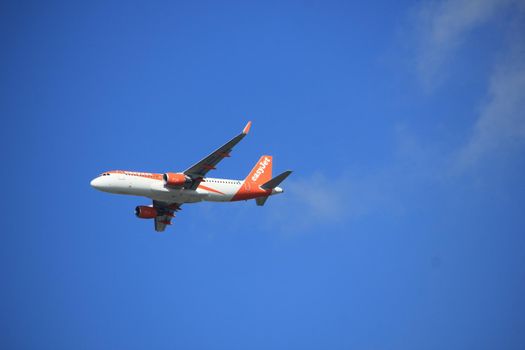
left=2, top=1, right=525, bottom=349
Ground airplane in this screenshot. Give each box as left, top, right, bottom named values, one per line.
left=90, top=121, right=292, bottom=232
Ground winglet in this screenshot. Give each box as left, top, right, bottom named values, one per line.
left=242, top=121, right=252, bottom=135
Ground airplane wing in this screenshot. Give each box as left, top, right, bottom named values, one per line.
left=183, top=121, right=251, bottom=189
left=153, top=200, right=182, bottom=232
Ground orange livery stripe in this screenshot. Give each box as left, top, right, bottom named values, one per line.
left=198, top=184, right=225, bottom=195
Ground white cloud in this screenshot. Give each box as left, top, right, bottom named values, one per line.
left=456, top=46, right=525, bottom=168
left=265, top=165, right=414, bottom=233
left=263, top=1, right=525, bottom=232
left=265, top=173, right=348, bottom=232
left=414, top=0, right=515, bottom=89
left=413, top=0, right=525, bottom=169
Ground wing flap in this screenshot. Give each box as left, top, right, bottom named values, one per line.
left=154, top=215, right=171, bottom=232
left=152, top=200, right=182, bottom=232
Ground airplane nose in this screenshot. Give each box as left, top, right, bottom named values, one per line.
left=90, top=177, right=103, bottom=190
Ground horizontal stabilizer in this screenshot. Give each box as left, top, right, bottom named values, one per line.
left=256, top=197, right=269, bottom=206
left=261, top=170, right=292, bottom=190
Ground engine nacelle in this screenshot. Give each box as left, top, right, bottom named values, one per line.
left=135, top=205, right=158, bottom=219
left=163, top=172, right=191, bottom=187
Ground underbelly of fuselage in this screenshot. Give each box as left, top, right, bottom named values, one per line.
left=106, top=181, right=235, bottom=203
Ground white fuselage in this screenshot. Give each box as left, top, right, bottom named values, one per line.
left=90, top=171, right=282, bottom=204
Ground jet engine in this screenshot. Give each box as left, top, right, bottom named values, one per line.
left=163, top=172, right=191, bottom=187
left=135, top=206, right=158, bottom=219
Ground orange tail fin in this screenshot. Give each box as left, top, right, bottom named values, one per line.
left=245, top=155, right=273, bottom=186
left=231, top=155, right=273, bottom=201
